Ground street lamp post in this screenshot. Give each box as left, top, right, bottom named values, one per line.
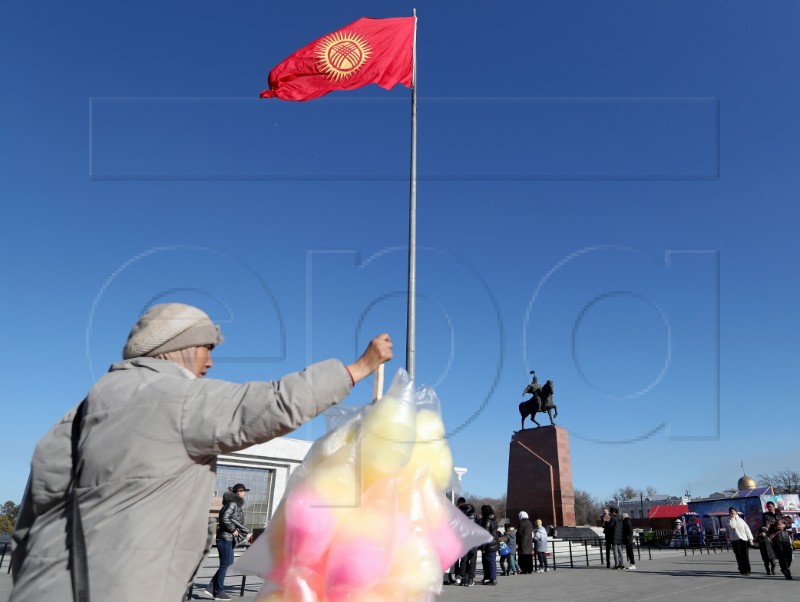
left=640, top=493, right=644, bottom=529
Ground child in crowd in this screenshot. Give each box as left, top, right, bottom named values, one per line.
left=756, top=527, right=776, bottom=575
left=498, top=526, right=521, bottom=576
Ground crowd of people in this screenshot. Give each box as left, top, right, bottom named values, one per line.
left=600, top=507, right=637, bottom=570
left=720, top=503, right=795, bottom=580
left=447, top=500, right=554, bottom=587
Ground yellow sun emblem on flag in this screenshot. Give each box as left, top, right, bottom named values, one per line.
left=315, top=30, right=372, bottom=81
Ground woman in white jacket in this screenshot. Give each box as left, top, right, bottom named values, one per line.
left=727, top=507, right=754, bottom=575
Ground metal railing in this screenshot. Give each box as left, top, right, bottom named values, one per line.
left=187, top=544, right=257, bottom=599
left=1, top=541, right=11, bottom=574
left=522, top=533, right=732, bottom=570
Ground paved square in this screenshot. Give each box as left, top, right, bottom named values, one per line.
left=1, top=547, right=795, bottom=601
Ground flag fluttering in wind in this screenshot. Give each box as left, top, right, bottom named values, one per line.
left=260, top=17, right=416, bottom=101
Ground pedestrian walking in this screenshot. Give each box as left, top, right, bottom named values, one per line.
left=728, top=507, right=754, bottom=575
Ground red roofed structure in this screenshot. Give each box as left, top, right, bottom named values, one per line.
left=648, top=504, right=690, bottom=531
left=648, top=504, right=689, bottom=519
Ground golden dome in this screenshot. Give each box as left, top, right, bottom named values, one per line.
left=738, top=475, right=757, bottom=490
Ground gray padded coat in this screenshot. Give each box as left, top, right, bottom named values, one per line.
left=11, top=357, right=351, bottom=601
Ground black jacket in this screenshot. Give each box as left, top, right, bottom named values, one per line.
left=601, top=514, right=613, bottom=537
left=216, top=491, right=248, bottom=541
left=517, top=518, right=533, bottom=554
left=762, top=509, right=784, bottom=528
left=757, top=534, right=776, bottom=561
left=459, top=502, right=478, bottom=522
left=480, top=505, right=498, bottom=550
left=607, top=515, right=623, bottom=544
left=621, top=517, right=634, bottom=544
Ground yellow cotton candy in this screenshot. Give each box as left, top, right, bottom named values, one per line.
left=417, top=475, right=450, bottom=527
left=304, top=448, right=359, bottom=508
left=360, top=396, right=416, bottom=484
left=307, top=418, right=358, bottom=467
left=361, top=395, right=417, bottom=445
left=345, top=582, right=409, bottom=602
left=340, top=506, right=394, bottom=543
left=415, top=409, right=446, bottom=440
left=406, top=439, right=453, bottom=491
left=390, top=533, right=442, bottom=596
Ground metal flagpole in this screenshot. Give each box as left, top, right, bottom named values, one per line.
left=406, top=8, right=418, bottom=381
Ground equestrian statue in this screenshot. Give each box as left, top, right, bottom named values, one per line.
left=519, top=371, right=557, bottom=429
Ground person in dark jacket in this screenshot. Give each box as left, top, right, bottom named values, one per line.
left=756, top=527, right=776, bottom=575
left=206, top=484, right=250, bottom=600
left=457, top=498, right=478, bottom=586
left=480, top=505, right=498, bottom=585
left=517, top=511, right=534, bottom=574
left=601, top=507, right=613, bottom=568
left=770, top=518, right=794, bottom=579
left=762, top=501, right=785, bottom=529
left=621, top=513, right=636, bottom=570
left=610, top=508, right=625, bottom=569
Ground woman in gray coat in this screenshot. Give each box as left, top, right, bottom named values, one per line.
left=533, top=519, right=549, bottom=572
left=11, top=303, right=392, bottom=602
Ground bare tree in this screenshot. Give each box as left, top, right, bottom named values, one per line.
left=613, top=486, right=642, bottom=502
left=463, top=492, right=507, bottom=520
left=574, top=489, right=603, bottom=526
left=645, top=485, right=657, bottom=497
left=758, top=470, right=800, bottom=494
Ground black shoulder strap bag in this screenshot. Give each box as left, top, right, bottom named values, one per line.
left=68, top=401, right=90, bottom=602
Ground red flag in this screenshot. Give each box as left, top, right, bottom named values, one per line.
left=260, top=17, right=416, bottom=101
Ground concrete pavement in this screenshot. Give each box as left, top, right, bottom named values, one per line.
left=1, top=547, right=795, bottom=601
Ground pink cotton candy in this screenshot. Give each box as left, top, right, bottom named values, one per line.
left=325, top=536, right=391, bottom=601
left=431, top=522, right=463, bottom=570
left=284, top=486, right=337, bottom=566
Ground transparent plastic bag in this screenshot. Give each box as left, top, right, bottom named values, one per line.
left=233, top=369, right=492, bottom=601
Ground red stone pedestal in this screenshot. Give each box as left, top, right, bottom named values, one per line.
left=506, top=425, right=575, bottom=526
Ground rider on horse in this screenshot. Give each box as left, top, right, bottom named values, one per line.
left=523, top=371, right=543, bottom=411
left=519, top=371, right=557, bottom=429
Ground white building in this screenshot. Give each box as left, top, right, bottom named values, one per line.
left=212, top=437, right=313, bottom=530
left=615, top=494, right=689, bottom=521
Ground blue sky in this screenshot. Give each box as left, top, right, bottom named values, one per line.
left=2, top=0, right=799, bottom=508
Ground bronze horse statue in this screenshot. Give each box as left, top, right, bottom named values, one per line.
left=519, top=373, right=557, bottom=429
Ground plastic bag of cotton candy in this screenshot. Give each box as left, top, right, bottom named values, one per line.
left=233, top=369, right=492, bottom=602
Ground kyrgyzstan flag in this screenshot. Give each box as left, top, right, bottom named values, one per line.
left=260, top=17, right=416, bottom=101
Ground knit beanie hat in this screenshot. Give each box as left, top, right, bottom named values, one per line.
left=122, top=303, right=223, bottom=359
left=519, top=511, right=529, bottom=520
